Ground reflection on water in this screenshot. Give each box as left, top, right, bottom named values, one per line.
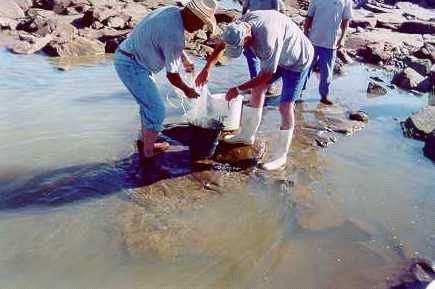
left=0, top=49, right=434, bottom=289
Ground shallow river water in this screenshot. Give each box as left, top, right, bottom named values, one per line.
left=0, top=49, right=434, bottom=289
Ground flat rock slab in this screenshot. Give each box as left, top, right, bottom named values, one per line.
left=402, top=106, right=435, bottom=141
left=161, top=124, right=265, bottom=168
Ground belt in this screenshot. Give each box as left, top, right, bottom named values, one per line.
left=118, top=49, right=135, bottom=59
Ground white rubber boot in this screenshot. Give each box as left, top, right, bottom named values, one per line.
left=224, top=106, right=263, bottom=145
left=260, top=128, right=293, bottom=171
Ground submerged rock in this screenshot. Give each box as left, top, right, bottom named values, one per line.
left=349, top=111, right=369, bottom=123
left=213, top=140, right=266, bottom=168
left=367, top=81, right=388, bottom=95
left=402, top=106, right=435, bottom=141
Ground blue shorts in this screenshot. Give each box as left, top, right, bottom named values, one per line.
left=270, top=67, right=310, bottom=103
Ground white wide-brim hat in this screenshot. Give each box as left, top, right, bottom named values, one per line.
left=186, top=0, right=217, bottom=34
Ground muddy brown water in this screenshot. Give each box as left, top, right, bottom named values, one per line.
left=0, top=49, right=434, bottom=289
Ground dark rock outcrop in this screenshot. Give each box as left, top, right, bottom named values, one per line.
left=367, top=81, right=388, bottom=95
left=404, top=56, right=432, bottom=76
left=349, top=111, right=369, bottom=123
left=392, top=68, right=430, bottom=92
left=413, top=43, right=435, bottom=63
left=398, top=21, right=435, bottom=35
left=402, top=106, right=435, bottom=140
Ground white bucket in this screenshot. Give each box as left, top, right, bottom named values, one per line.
left=208, top=93, right=243, bottom=131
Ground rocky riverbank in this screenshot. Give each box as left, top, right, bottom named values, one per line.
left=0, top=0, right=434, bottom=90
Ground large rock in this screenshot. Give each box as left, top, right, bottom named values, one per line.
left=392, top=67, right=429, bottom=92
left=0, top=17, right=18, bottom=30
left=43, top=36, right=105, bottom=57
left=423, top=130, right=435, bottom=162
left=367, top=81, right=387, bottom=95
left=0, top=0, right=25, bottom=19
left=350, top=16, right=377, bottom=29
left=398, top=21, right=435, bottom=35
left=213, top=141, right=266, bottom=168
left=358, top=41, right=394, bottom=65
left=404, top=56, right=432, bottom=76
left=414, top=43, right=435, bottom=63
left=10, top=34, right=53, bottom=54
left=81, top=5, right=121, bottom=27
left=402, top=106, right=435, bottom=141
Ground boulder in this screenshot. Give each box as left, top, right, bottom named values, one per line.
left=423, top=130, right=435, bottom=162
left=398, top=21, right=435, bottom=35
left=0, top=17, right=18, bottom=30
left=43, top=36, right=105, bottom=57
left=402, top=106, right=435, bottom=140
left=404, top=56, right=432, bottom=76
left=363, top=3, right=392, bottom=13
left=106, top=16, right=127, bottom=29
left=358, top=41, right=394, bottom=65
left=350, top=17, right=377, bottom=29
left=413, top=43, right=435, bottom=63
left=0, top=0, right=25, bottom=19
left=9, top=34, right=53, bottom=54
left=52, top=0, right=91, bottom=15
left=349, top=111, right=369, bottom=123
left=367, top=81, right=387, bottom=95
left=81, top=5, right=121, bottom=27
left=213, top=141, right=266, bottom=168
left=392, top=68, right=428, bottom=92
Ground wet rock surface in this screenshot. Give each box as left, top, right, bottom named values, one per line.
left=367, top=80, right=388, bottom=95
left=402, top=106, right=435, bottom=141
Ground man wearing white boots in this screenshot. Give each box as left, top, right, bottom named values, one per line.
left=196, top=10, right=314, bottom=170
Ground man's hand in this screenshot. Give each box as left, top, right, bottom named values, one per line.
left=184, top=86, right=200, bottom=99
left=225, top=87, right=239, bottom=101
left=183, top=60, right=195, bottom=73
left=195, top=67, right=210, bottom=87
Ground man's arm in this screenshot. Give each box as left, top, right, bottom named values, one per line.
left=336, top=18, right=350, bottom=48
left=195, top=40, right=226, bottom=87
left=167, top=73, right=199, bottom=98
left=181, top=50, right=194, bottom=73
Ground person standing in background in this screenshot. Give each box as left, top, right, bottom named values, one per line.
left=304, top=0, right=352, bottom=105
left=241, top=0, right=280, bottom=80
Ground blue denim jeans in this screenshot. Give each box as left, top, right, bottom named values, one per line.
left=308, top=46, right=337, bottom=98
left=114, top=50, right=165, bottom=132
left=270, top=66, right=310, bottom=103
left=243, top=48, right=260, bottom=79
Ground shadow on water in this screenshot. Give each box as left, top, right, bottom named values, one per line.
left=0, top=140, right=209, bottom=211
